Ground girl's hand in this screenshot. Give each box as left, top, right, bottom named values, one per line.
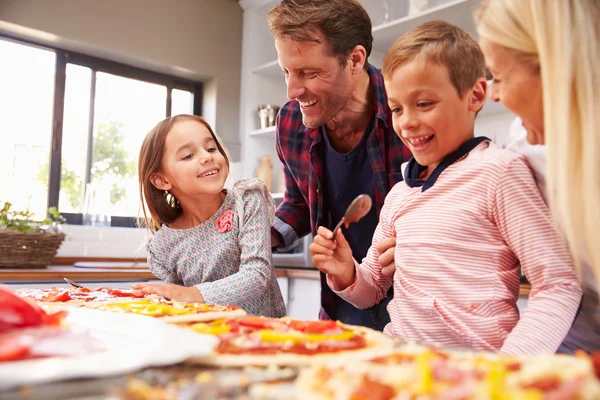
left=309, top=226, right=355, bottom=290
left=131, top=283, right=204, bottom=303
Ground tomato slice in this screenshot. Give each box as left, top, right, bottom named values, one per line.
left=0, top=332, right=33, bottom=362
left=46, top=289, right=72, bottom=302
left=231, top=316, right=283, bottom=331
left=0, top=286, right=45, bottom=332
left=41, top=310, right=68, bottom=326
left=105, top=288, right=142, bottom=298
left=287, top=320, right=340, bottom=333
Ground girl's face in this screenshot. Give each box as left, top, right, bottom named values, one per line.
left=153, top=120, right=228, bottom=199
left=479, top=38, right=544, bottom=145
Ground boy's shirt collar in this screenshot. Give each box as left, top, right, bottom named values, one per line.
left=403, top=136, right=490, bottom=192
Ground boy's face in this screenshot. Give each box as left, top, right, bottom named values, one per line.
left=385, top=59, right=485, bottom=171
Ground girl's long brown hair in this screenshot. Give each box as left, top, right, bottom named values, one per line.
left=138, top=115, right=230, bottom=234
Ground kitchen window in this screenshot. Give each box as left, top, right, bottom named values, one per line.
left=0, top=36, right=203, bottom=227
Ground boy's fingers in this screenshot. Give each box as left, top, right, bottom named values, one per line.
left=312, top=235, right=336, bottom=249
left=309, top=242, right=334, bottom=256
left=317, top=226, right=334, bottom=239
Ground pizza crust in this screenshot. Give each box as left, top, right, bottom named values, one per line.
left=187, top=323, right=395, bottom=367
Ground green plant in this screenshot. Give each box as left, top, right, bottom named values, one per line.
left=0, top=202, right=66, bottom=234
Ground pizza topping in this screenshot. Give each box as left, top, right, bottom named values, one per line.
left=17, top=287, right=149, bottom=303
left=87, top=299, right=238, bottom=317
left=522, top=376, right=561, bottom=392
left=349, top=376, right=395, bottom=400
left=257, top=330, right=355, bottom=344
left=0, top=287, right=67, bottom=333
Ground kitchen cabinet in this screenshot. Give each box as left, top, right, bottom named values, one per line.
left=237, top=0, right=516, bottom=185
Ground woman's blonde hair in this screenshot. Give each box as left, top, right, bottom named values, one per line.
left=138, top=115, right=230, bottom=234
left=475, top=0, right=600, bottom=281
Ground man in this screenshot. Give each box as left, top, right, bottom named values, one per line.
left=267, top=0, right=411, bottom=331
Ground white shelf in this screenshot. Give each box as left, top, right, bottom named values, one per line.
left=372, top=0, right=478, bottom=54
left=252, top=60, right=283, bottom=79
left=270, top=192, right=284, bottom=200
left=250, top=125, right=276, bottom=138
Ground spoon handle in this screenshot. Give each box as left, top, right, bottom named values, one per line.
left=63, top=277, right=85, bottom=288
left=331, top=218, right=345, bottom=240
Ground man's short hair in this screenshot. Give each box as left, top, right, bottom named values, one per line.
left=267, top=0, right=373, bottom=69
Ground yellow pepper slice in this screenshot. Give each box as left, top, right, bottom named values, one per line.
left=414, top=350, right=433, bottom=394
left=190, top=323, right=232, bottom=335
left=257, top=329, right=355, bottom=343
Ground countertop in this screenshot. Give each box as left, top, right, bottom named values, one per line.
left=0, top=264, right=532, bottom=295
left=0, top=264, right=322, bottom=282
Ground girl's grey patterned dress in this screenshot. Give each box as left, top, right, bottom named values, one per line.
left=147, top=178, right=286, bottom=317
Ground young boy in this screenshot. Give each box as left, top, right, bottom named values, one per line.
left=309, top=21, right=582, bottom=355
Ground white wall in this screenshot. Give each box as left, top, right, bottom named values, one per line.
left=0, top=0, right=243, bottom=159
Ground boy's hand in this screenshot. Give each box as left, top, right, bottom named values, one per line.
left=131, top=283, right=204, bottom=303
left=310, top=226, right=355, bottom=290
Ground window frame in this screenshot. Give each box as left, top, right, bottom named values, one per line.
left=1, top=34, right=203, bottom=228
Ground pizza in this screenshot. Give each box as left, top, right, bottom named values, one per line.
left=16, top=286, right=148, bottom=304
left=185, top=316, right=394, bottom=367
left=0, top=286, right=104, bottom=363
left=295, top=343, right=600, bottom=400
left=81, top=298, right=247, bottom=323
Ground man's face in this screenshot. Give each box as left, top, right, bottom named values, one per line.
left=275, top=36, right=354, bottom=128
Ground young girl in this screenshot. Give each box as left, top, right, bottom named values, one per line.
left=132, top=115, right=286, bottom=318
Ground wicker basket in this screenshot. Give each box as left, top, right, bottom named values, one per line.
left=0, top=230, right=66, bottom=268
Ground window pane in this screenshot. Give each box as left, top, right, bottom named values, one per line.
left=60, top=64, right=92, bottom=214
left=0, top=39, right=55, bottom=220
left=91, top=72, right=166, bottom=219
left=171, top=89, right=194, bottom=116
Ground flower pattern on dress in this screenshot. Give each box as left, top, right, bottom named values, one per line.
left=216, top=210, right=234, bottom=233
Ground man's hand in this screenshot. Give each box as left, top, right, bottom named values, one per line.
left=377, top=228, right=396, bottom=278
left=131, top=283, right=204, bottom=303
left=309, top=226, right=355, bottom=290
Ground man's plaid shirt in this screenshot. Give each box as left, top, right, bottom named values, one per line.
left=272, top=64, right=412, bottom=320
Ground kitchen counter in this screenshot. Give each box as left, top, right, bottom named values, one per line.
left=0, top=265, right=532, bottom=295
left=0, top=265, right=321, bottom=282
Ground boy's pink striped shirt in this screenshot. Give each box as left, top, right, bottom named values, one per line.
left=329, top=141, right=582, bottom=355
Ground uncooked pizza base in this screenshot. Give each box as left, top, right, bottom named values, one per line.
left=188, top=323, right=395, bottom=367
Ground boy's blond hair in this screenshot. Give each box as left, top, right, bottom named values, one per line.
left=382, top=20, right=486, bottom=97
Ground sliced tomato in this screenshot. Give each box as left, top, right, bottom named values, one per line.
left=105, top=288, right=143, bottom=298
left=231, top=316, right=282, bottom=331
left=0, top=332, right=33, bottom=362
left=41, top=310, right=68, bottom=326
left=287, top=319, right=340, bottom=333
left=0, top=286, right=45, bottom=332
left=46, top=289, right=72, bottom=302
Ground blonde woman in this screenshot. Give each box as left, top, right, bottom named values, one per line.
left=475, top=0, right=599, bottom=353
